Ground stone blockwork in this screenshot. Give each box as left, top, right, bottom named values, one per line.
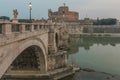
left=0, top=22, right=50, bottom=78
left=83, top=25, right=120, bottom=34
left=0, top=22, right=70, bottom=79
left=48, top=5, right=79, bottom=22
left=47, top=22, right=68, bottom=70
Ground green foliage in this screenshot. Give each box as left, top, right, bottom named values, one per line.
left=104, top=34, right=111, bottom=37
left=94, top=18, right=117, bottom=25
left=18, top=19, right=31, bottom=23
left=0, top=16, right=10, bottom=20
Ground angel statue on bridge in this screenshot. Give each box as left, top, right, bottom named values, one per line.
left=13, top=9, right=18, bottom=22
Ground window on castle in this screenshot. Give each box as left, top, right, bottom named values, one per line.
left=0, top=24, right=2, bottom=34
left=62, top=11, right=65, bottom=14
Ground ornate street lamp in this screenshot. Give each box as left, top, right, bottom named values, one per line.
left=28, top=2, right=32, bottom=22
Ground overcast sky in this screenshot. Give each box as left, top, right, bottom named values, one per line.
left=0, top=0, right=120, bottom=20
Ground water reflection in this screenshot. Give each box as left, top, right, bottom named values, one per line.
left=59, top=75, right=75, bottom=80
left=68, top=36, right=120, bottom=53
left=68, top=35, right=120, bottom=80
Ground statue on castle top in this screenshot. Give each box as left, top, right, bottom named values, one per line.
left=63, top=3, right=66, bottom=7
left=48, top=9, right=52, bottom=18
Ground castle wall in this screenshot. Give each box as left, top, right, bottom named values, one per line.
left=48, top=6, right=79, bottom=22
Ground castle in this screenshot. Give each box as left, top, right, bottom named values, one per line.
left=47, top=4, right=93, bottom=25
left=48, top=4, right=79, bottom=22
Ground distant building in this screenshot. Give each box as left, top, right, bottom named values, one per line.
left=79, top=18, right=94, bottom=25
left=33, top=18, right=47, bottom=23
left=48, top=4, right=79, bottom=22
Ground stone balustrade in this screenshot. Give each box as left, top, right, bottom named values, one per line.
left=0, top=22, right=51, bottom=46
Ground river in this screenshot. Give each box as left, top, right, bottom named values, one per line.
left=66, top=35, right=120, bottom=80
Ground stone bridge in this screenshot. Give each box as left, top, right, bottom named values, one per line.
left=0, top=22, right=69, bottom=79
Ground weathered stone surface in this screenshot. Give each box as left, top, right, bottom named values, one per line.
left=0, top=22, right=73, bottom=79
left=48, top=5, right=79, bottom=22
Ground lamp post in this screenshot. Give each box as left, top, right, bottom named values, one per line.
left=28, top=2, right=32, bottom=22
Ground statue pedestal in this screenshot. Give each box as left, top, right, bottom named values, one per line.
left=12, top=19, right=18, bottom=23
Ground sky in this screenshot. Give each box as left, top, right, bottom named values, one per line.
left=0, top=0, right=120, bottom=20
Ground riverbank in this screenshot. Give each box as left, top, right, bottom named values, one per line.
left=70, top=33, right=120, bottom=38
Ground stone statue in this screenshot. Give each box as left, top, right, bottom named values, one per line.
left=48, top=9, right=52, bottom=18
left=13, top=9, right=18, bottom=20
left=13, top=9, right=18, bottom=22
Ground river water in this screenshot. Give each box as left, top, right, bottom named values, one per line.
left=66, top=35, right=120, bottom=80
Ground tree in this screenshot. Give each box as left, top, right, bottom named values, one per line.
left=93, top=18, right=117, bottom=25
left=0, top=16, right=10, bottom=20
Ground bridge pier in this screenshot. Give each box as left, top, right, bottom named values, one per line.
left=1, top=66, right=77, bottom=80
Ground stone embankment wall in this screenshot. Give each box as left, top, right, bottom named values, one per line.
left=83, top=25, right=120, bottom=33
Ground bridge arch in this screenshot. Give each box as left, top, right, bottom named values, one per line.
left=10, top=39, right=47, bottom=72
left=0, top=38, right=48, bottom=78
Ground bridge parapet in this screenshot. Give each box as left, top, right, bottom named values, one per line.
left=0, top=22, right=51, bottom=46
